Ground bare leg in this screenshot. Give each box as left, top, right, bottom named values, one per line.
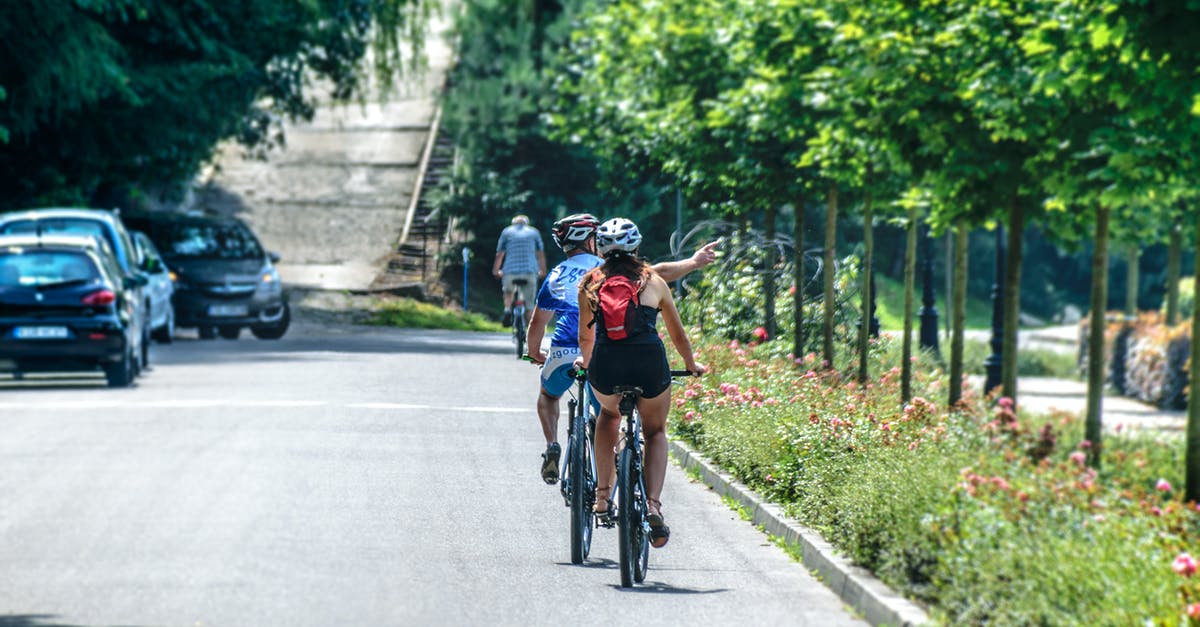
left=537, top=389, right=560, bottom=445
left=637, top=389, right=672, bottom=516
left=591, top=391, right=622, bottom=512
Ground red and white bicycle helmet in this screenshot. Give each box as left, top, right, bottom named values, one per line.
left=551, top=213, right=600, bottom=250
left=595, top=217, right=642, bottom=256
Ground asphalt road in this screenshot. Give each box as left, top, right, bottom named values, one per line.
left=0, top=320, right=864, bottom=627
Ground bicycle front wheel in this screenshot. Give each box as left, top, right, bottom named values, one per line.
left=568, top=421, right=593, bottom=564
left=617, top=447, right=647, bottom=587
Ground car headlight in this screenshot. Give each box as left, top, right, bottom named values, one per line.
left=258, top=268, right=282, bottom=292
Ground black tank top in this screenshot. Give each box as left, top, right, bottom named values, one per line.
left=596, top=304, right=661, bottom=345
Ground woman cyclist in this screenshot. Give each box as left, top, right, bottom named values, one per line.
left=574, top=217, right=705, bottom=548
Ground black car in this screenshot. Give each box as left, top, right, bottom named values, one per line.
left=0, top=207, right=155, bottom=367
left=0, top=233, right=149, bottom=386
left=120, top=211, right=289, bottom=340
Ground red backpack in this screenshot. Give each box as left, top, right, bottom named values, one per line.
left=596, top=274, right=642, bottom=341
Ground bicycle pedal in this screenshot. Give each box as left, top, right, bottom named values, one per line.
left=594, top=511, right=617, bottom=528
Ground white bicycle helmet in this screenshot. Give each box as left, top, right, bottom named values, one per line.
left=595, top=218, right=642, bottom=256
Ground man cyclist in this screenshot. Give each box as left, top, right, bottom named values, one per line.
left=526, top=213, right=717, bottom=483
left=493, top=214, right=546, bottom=327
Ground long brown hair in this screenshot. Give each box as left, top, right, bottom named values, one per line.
left=580, top=251, right=652, bottom=311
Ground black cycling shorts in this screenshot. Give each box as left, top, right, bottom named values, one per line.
left=588, top=340, right=671, bottom=399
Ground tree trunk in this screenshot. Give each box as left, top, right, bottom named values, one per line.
left=1001, top=203, right=1025, bottom=403
left=949, top=220, right=969, bottom=407
left=1166, top=217, right=1183, bottom=326
left=1125, top=243, right=1139, bottom=319
left=764, top=205, right=777, bottom=340
left=1085, top=205, right=1110, bottom=469
left=822, top=184, right=838, bottom=370
left=1186, top=210, right=1200, bottom=500
left=793, top=200, right=806, bottom=362
left=902, top=206, right=918, bottom=403
left=858, top=189, right=874, bottom=383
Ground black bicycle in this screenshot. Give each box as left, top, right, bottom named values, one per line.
left=510, top=278, right=528, bottom=359
left=560, top=366, right=597, bottom=564
left=611, top=369, right=694, bottom=588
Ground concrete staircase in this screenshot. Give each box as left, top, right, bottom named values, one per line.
left=197, top=12, right=455, bottom=299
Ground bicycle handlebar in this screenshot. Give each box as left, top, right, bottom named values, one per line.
left=670, top=369, right=699, bottom=378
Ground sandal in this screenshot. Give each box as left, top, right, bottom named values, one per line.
left=647, top=499, right=670, bottom=548
left=541, top=442, right=561, bottom=484
left=594, top=485, right=615, bottom=524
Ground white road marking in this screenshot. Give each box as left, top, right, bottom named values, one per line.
left=0, top=400, right=527, bottom=413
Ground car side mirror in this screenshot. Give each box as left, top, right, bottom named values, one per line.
left=268, top=251, right=281, bottom=264
left=142, top=257, right=161, bottom=273
left=125, top=274, right=150, bottom=288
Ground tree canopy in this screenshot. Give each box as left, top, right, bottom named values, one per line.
left=0, top=0, right=429, bottom=210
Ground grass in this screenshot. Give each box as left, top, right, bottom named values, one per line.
left=368, top=297, right=506, bottom=332
left=873, top=273, right=994, bottom=331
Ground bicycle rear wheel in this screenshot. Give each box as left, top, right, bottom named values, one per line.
left=617, top=447, right=646, bottom=587
left=568, top=418, right=593, bottom=564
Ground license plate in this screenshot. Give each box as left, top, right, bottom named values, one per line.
left=13, top=325, right=70, bottom=339
left=208, top=304, right=248, bottom=317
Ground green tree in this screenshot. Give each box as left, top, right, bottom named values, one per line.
left=0, top=0, right=428, bottom=209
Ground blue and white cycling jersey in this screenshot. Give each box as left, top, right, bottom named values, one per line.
left=536, top=253, right=602, bottom=348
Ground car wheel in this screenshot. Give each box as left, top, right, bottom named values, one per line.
left=104, top=348, right=135, bottom=388
left=218, top=325, right=241, bottom=340
left=198, top=325, right=217, bottom=340
left=251, top=303, right=290, bottom=340
left=152, top=309, right=175, bottom=344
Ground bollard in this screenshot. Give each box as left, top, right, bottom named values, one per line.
left=462, top=247, right=471, bottom=312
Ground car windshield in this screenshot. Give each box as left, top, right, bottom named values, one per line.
left=0, top=250, right=101, bottom=287
left=0, top=218, right=113, bottom=249
left=157, top=223, right=264, bottom=260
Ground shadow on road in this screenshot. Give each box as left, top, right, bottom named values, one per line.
left=0, top=615, right=145, bottom=627
left=606, top=581, right=729, bottom=595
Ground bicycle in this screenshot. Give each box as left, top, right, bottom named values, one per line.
left=610, top=369, right=695, bottom=588
left=510, top=278, right=528, bottom=359
left=560, top=366, right=597, bottom=564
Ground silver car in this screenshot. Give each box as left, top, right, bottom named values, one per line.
left=132, top=231, right=176, bottom=343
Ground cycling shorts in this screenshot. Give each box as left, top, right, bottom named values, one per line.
left=542, top=345, right=601, bottom=414
left=588, top=339, right=671, bottom=399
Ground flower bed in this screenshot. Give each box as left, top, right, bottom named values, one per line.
left=672, top=337, right=1197, bottom=624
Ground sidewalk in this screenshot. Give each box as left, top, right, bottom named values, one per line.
left=1015, top=376, right=1186, bottom=432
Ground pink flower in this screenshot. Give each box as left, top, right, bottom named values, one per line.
left=1156, top=478, right=1173, bottom=493
left=1189, top=603, right=1200, bottom=619
left=683, top=411, right=697, bottom=422
left=1069, top=451, right=1087, bottom=466
left=752, top=326, right=769, bottom=341
left=684, top=389, right=698, bottom=399
left=997, top=397, right=1014, bottom=410
left=1174, top=553, right=1197, bottom=577
left=880, top=422, right=891, bottom=432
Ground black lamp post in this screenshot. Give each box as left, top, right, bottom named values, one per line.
left=983, top=226, right=1005, bottom=395
left=919, top=222, right=940, bottom=355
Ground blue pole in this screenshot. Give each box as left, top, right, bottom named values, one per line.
left=462, top=247, right=471, bottom=312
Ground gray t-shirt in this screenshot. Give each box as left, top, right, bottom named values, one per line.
left=496, top=224, right=544, bottom=274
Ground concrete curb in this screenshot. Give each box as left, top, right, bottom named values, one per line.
left=669, top=439, right=931, bottom=627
